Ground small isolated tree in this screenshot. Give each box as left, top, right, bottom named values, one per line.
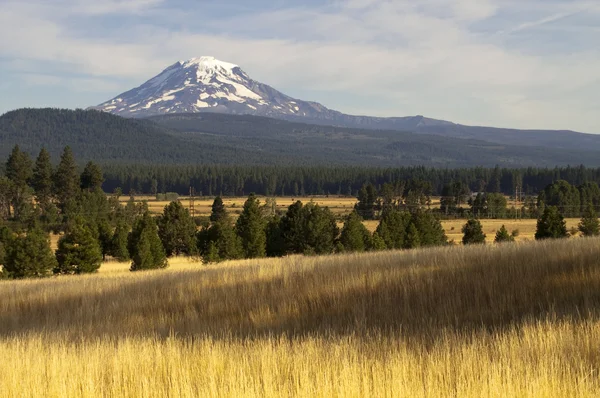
left=128, top=212, right=167, bottom=271
left=340, top=211, right=372, bottom=252
left=158, top=201, right=197, bottom=256
left=462, top=219, right=486, bottom=245
left=494, top=225, right=515, bottom=243
left=210, top=196, right=227, bottom=223
left=55, top=218, right=103, bottom=274
left=535, top=206, right=568, bottom=240
left=236, top=194, right=267, bottom=258
left=110, top=222, right=130, bottom=261
left=578, top=205, right=600, bottom=237
left=4, top=228, right=56, bottom=279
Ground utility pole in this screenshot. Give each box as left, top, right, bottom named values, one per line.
left=189, top=186, right=195, bottom=218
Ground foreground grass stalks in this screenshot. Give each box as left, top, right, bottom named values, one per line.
left=1, top=238, right=600, bottom=396
left=1, top=321, right=599, bottom=398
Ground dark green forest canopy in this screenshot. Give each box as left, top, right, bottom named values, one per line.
left=99, top=164, right=600, bottom=197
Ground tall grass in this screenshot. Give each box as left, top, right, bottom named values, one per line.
left=1, top=238, right=600, bottom=397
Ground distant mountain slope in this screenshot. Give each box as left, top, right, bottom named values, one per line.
left=2, top=108, right=599, bottom=167
left=147, top=113, right=600, bottom=168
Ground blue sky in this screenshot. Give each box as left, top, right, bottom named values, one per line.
left=0, top=0, right=598, bottom=132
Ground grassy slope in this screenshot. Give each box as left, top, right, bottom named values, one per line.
left=2, top=238, right=600, bottom=396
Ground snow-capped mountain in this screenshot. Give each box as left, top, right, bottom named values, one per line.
left=94, top=56, right=453, bottom=130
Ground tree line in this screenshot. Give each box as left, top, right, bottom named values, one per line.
left=97, top=164, right=600, bottom=199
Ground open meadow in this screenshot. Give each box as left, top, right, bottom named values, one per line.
left=2, top=238, right=600, bottom=397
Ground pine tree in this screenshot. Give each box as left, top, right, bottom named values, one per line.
left=110, top=222, right=130, bottom=261
left=369, top=232, right=387, bottom=251
left=236, top=194, right=267, bottom=258
left=280, top=201, right=305, bottom=254
left=199, top=221, right=243, bottom=263
left=405, top=222, right=421, bottom=249
left=340, top=211, right=371, bottom=252
left=265, top=216, right=285, bottom=257
left=375, top=209, right=411, bottom=249
left=128, top=212, right=167, bottom=271
left=32, top=148, right=53, bottom=207
left=4, top=228, right=56, bottom=279
left=54, top=146, right=80, bottom=212
left=462, top=219, right=486, bottom=245
left=158, top=201, right=197, bottom=256
left=5, top=145, right=33, bottom=220
left=411, top=211, right=447, bottom=247
left=300, top=203, right=339, bottom=255
left=55, top=218, right=103, bottom=274
left=535, top=206, right=568, bottom=240
left=578, top=205, right=600, bottom=237
left=355, top=183, right=378, bottom=220
left=494, top=225, right=515, bottom=243
left=0, top=225, right=12, bottom=268
left=210, top=196, right=227, bottom=223
left=80, top=161, right=104, bottom=191
left=96, top=218, right=113, bottom=260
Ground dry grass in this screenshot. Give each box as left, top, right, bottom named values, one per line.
left=2, top=238, right=600, bottom=397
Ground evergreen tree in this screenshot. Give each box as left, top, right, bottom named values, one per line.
left=110, top=222, right=130, bottom=261
left=280, top=201, right=305, bottom=254
left=0, top=225, right=12, bottom=268
left=340, top=211, right=371, bottom=252
left=96, top=218, right=113, bottom=260
left=411, top=211, right=447, bottom=247
left=236, top=194, right=267, bottom=258
left=128, top=212, right=168, bottom=271
left=80, top=161, right=104, bottom=191
left=578, top=205, right=600, bottom=237
left=53, top=146, right=80, bottom=212
left=375, top=209, right=412, bottom=249
left=370, top=232, right=388, bottom=251
left=300, top=203, right=339, bottom=255
left=5, top=145, right=32, bottom=189
left=5, top=145, right=33, bottom=220
left=494, top=225, right=515, bottom=243
left=210, top=196, right=227, bottom=223
left=535, top=206, right=568, bottom=240
left=55, top=218, right=103, bottom=274
left=355, top=183, right=378, bottom=220
left=265, top=216, right=285, bottom=257
left=198, top=221, right=243, bottom=263
left=405, top=222, right=421, bottom=249
left=462, top=219, right=486, bottom=245
left=158, top=201, right=197, bottom=256
left=32, top=148, right=53, bottom=207
left=4, top=228, right=56, bottom=279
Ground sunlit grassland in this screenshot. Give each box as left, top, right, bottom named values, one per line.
left=2, top=238, right=600, bottom=397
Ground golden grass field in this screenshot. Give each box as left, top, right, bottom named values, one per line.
left=2, top=238, right=600, bottom=397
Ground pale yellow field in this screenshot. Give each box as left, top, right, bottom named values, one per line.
left=2, top=238, right=600, bottom=397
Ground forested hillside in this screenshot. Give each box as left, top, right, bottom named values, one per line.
left=3, top=108, right=600, bottom=168
left=150, top=113, right=600, bottom=168
left=0, top=108, right=268, bottom=164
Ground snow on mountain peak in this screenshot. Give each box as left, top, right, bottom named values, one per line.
left=95, top=57, right=326, bottom=118
left=180, top=56, right=238, bottom=72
